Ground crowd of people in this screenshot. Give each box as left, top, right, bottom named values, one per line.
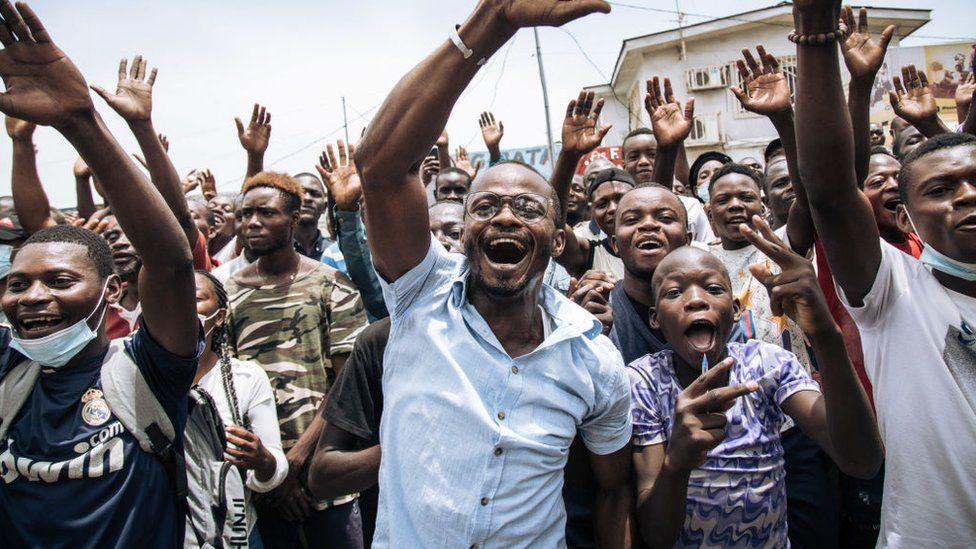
left=0, top=0, right=972, bottom=548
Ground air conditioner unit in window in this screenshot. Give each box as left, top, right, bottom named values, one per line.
left=687, top=113, right=721, bottom=145
left=686, top=66, right=728, bottom=91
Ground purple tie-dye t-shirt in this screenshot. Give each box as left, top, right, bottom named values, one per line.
left=628, top=340, right=820, bottom=548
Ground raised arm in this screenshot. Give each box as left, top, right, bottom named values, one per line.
left=5, top=115, right=54, bottom=233
left=355, top=0, right=612, bottom=281
left=317, top=142, right=389, bottom=320
left=742, top=217, right=882, bottom=479
left=955, top=74, right=975, bottom=126
left=235, top=103, right=271, bottom=178
left=962, top=81, right=976, bottom=135
left=93, top=56, right=198, bottom=249
left=646, top=76, right=694, bottom=189
left=793, top=0, right=880, bottom=305
left=840, top=7, right=894, bottom=186
left=479, top=111, right=504, bottom=165
left=72, top=156, right=97, bottom=219
left=731, top=45, right=814, bottom=255
left=549, top=91, right=611, bottom=276
left=889, top=64, right=950, bottom=139
left=0, top=1, right=196, bottom=355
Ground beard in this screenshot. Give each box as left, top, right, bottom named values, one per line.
left=464, top=233, right=549, bottom=299
left=114, top=257, right=142, bottom=279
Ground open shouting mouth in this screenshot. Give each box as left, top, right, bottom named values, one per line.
left=685, top=318, right=717, bottom=354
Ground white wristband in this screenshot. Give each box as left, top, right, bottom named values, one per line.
left=451, top=25, right=487, bottom=66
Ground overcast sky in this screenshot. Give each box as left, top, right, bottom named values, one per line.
left=2, top=0, right=973, bottom=206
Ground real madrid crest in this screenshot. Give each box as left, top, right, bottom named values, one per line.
left=82, top=396, right=112, bottom=427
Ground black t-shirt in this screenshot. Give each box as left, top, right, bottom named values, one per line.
left=323, top=318, right=390, bottom=446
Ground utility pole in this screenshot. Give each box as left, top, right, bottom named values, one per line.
left=341, top=96, right=350, bottom=144
left=533, top=28, right=556, bottom=164
left=675, top=0, right=687, bottom=62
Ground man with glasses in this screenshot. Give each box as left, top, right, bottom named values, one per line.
left=353, top=1, right=633, bottom=546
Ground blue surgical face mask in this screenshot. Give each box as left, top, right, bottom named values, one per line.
left=0, top=245, right=12, bottom=280
left=9, top=280, right=111, bottom=369
left=904, top=210, right=976, bottom=281
left=696, top=184, right=710, bottom=203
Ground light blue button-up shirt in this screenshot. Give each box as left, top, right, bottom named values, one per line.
left=374, top=236, right=632, bottom=548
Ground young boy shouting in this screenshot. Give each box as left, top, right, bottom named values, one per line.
left=629, top=217, right=882, bottom=548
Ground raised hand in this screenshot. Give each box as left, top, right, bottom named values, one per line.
left=955, top=73, right=975, bottom=124
left=91, top=56, right=156, bottom=122
left=562, top=90, right=612, bottom=157
left=4, top=114, right=34, bottom=141
left=316, top=140, right=362, bottom=211
left=454, top=145, right=482, bottom=179
left=0, top=2, right=93, bottom=127
left=667, top=358, right=759, bottom=471
left=199, top=168, right=217, bottom=200
left=741, top=215, right=833, bottom=335
left=730, top=46, right=791, bottom=118
left=479, top=111, right=504, bottom=151
left=181, top=170, right=200, bottom=194
left=420, top=155, right=440, bottom=186
left=235, top=103, right=272, bottom=155
left=839, top=6, right=894, bottom=82
left=645, top=76, right=694, bottom=148
left=889, top=65, right=941, bottom=132
left=494, top=0, right=611, bottom=30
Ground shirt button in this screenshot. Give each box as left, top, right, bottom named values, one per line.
left=471, top=545, right=478, bottom=549
left=497, top=411, right=506, bottom=420
left=480, top=497, right=489, bottom=506
left=511, top=365, right=519, bottom=374
left=494, top=447, right=503, bottom=456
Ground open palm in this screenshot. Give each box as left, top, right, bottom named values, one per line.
left=498, top=0, right=611, bottom=29
left=840, top=7, right=894, bottom=80
left=561, top=90, right=611, bottom=156
left=92, top=56, right=155, bottom=122
left=889, top=65, right=937, bottom=126
left=316, top=141, right=362, bottom=211
left=0, top=5, right=93, bottom=127
left=236, top=104, right=271, bottom=154
left=645, top=76, right=694, bottom=147
left=731, top=46, right=791, bottom=117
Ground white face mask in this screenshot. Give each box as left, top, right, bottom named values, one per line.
left=198, top=309, right=223, bottom=339
left=9, top=280, right=111, bottom=369
left=904, top=209, right=976, bottom=281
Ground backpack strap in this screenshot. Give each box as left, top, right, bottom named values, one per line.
left=0, top=359, right=41, bottom=444
left=100, top=340, right=176, bottom=453
left=99, top=340, right=188, bottom=511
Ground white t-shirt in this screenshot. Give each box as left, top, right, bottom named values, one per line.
left=838, top=241, right=976, bottom=548
left=196, top=358, right=288, bottom=532
left=213, top=237, right=239, bottom=264
left=592, top=241, right=626, bottom=280
left=212, top=253, right=253, bottom=283
left=709, top=228, right=814, bottom=433
left=679, top=195, right=715, bottom=244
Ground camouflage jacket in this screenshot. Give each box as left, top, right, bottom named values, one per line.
left=226, top=263, right=367, bottom=450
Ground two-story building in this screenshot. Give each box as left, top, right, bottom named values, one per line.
left=586, top=2, right=931, bottom=164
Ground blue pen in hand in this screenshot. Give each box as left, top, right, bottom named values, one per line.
left=701, top=354, right=708, bottom=376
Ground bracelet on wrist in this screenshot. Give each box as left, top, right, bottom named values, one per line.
left=788, top=21, right=848, bottom=46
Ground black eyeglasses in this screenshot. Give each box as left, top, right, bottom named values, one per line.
left=464, top=191, right=551, bottom=224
